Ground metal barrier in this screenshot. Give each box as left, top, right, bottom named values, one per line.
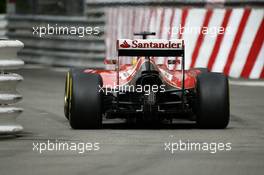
left=0, top=40, right=24, bottom=134
left=0, top=15, right=7, bottom=39
left=7, top=14, right=105, bottom=68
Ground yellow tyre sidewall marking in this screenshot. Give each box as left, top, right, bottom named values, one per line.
left=64, top=71, right=72, bottom=116
left=68, top=72, right=73, bottom=116
left=64, top=72, right=69, bottom=104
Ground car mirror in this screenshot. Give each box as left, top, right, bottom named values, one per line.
left=167, top=58, right=180, bottom=65
left=104, top=59, right=117, bottom=65
left=167, top=60, right=176, bottom=64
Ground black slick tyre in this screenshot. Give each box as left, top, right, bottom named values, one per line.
left=195, top=72, right=230, bottom=129
left=67, top=69, right=103, bottom=129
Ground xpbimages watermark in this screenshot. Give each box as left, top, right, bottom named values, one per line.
left=165, top=24, right=233, bottom=37
left=164, top=139, right=232, bottom=154
left=32, top=24, right=100, bottom=37
left=32, top=140, right=100, bottom=154
left=98, top=83, right=166, bottom=95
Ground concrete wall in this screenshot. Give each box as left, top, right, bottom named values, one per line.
left=85, top=0, right=264, bottom=79
left=104, top=7, right=264, bottom=79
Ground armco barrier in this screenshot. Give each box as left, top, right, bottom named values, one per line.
left=104, top=7, right=264, bottom=79
left=0, top=15, right=7, bottom=39
left=0, top=40, right=24, bottom=134
left=7, top=15, right=105, bottom=68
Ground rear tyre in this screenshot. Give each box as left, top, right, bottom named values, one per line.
left=68, top=69, right=103, bottom=129
left=64, top=69, right=85, bottom=119
left=195, top=68, right=209, bottom=74
left=190, top=67, right=208, bottom=74
left=195, top=72, right=230, bottom=129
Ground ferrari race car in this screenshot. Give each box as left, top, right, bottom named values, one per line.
left=64, top=32, right=230, bottom=129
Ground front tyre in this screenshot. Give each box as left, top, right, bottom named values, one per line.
left=68, top=69, right=103, bottom=129
left=195, top=72, right=230, bottom=129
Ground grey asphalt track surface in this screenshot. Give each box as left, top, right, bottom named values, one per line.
left=0, top=68, right=264, bottom=175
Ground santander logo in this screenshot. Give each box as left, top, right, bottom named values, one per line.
left=118, top=39, right=183, bottom=49
left=120, top=40, right=130, bottom=48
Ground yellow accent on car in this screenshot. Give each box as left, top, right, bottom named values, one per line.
left=132, top=57, right=137, bottom=66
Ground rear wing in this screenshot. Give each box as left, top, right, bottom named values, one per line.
left=115, top=39, right=186, bottom=108
left=117, top=39, right=184, bottom=57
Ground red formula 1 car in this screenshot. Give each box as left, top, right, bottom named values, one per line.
left=64, top=32, right=230, bottom=129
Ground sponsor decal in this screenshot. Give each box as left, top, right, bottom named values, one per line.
left=118, top=39, right=183, bottom=49
left=120, top=40, right=130, bottom=48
